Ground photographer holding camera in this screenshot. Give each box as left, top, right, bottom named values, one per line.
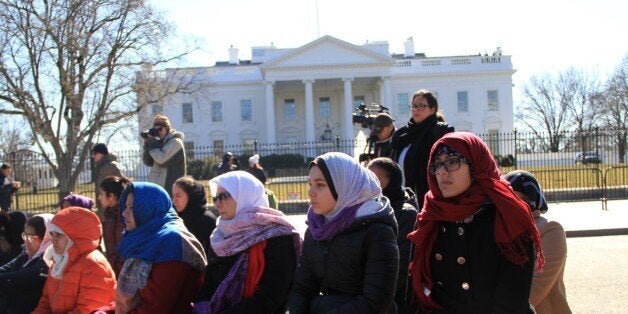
left=142, top=114, right=186, bottom=196
left=370, top=113, right=396, bottom=159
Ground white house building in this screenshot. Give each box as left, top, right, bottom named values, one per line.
left=139, top=35, right=515, bottom=155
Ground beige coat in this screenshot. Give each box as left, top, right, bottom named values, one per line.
left=531, top=216, right=572, bottom=314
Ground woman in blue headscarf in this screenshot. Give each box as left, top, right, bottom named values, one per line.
left=114, top=182, right=207, bottom=313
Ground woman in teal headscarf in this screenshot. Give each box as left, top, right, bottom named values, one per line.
left=115, top=182, right=207, bottom=313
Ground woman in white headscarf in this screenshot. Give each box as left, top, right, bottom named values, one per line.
left=287, top=152, right=400, bottom=314
left=0, top=213, right=53, bottom=313
left=194, top=171, right=301, bottom=314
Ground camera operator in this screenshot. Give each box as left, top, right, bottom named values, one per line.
left=142, top=114, right=186, bottom=196
left=370, top=113, right=396, bottom=159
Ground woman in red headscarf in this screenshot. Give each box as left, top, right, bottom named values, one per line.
left=407, top=132, right=543, bottom=313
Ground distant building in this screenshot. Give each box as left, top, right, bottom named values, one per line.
left=138, top=35, right=515, bottom=155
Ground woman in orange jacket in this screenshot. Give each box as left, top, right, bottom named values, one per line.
left=33, top=206, right=116, bottom=313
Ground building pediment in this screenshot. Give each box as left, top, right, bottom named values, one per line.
left=263, top=35, right=392, bottom=69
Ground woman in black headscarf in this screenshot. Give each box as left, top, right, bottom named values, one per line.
left=390, top=90, right=453, bottom=208
left=368, top=157, right=418, bottom=314
left=172, top=176, right=217, bottom=255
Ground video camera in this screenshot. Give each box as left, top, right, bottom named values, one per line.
left=140, top=127, right=160, bottom=140
left=353, top=103, right=390, bottom=163
left=352, top=103, right=389, bottom=129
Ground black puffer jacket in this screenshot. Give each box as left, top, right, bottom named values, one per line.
left=287, top=200, right=399, bottom=314
left=0, top=250, right=49, bottom=314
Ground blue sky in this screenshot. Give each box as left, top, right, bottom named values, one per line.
left=153, top=0, right=627, bottom=104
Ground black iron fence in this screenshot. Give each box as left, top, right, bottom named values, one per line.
left=2, top=128, right=627, bottom=214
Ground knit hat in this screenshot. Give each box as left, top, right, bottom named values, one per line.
left=91, top=143, right=108, bottom=155
left=248, top=154, right=260, bottom=165
left=152, top=114, right=171, bottom=129
left=504, top=170, right=549, bottom=213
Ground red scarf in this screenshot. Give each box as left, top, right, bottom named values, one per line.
left=407, top=132, right=544, bottom=311
left=244, top=240, right=267, bottom=298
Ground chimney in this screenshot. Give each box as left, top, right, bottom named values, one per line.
left=228, top=45, right=239, bottom=65
left=404, top=37, right=415, bottom=58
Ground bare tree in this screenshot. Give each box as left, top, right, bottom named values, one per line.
left=517, top=74, right=571, bottom=152
left=0, top=0, right=198, bottom=200
left=602, top=55, right=628, bottom=163
left=517, top=67, right=603, bottom=152
left=0, top=116, right=33, bottom=157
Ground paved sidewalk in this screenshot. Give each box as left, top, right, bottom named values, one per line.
left=543, top=199, right=628, bottom=237
left=286, top=199, right=628, bottom=238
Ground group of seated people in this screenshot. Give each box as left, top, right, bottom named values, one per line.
left=0, top=132, right=569, bottom=314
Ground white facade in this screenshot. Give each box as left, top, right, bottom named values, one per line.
left=139, top=36, right=515, bottom=150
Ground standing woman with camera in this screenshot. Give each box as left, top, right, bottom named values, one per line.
left=390, top=90, right=453, bottom=208
left=142, top=115, right=186, bottom=196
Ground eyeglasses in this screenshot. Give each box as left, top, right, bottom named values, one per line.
left=410, top=104, right=430, bottom=111
left=429, top=157, right=469, bottom=175
left=212, top=192, right=231, bottom=203
left=22, top=232, right=39, bottom=242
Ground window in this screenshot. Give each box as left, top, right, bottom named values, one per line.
left=319, top=97, right=331, bottom=119
left=211, top=101, right=223, bottom=122
left=151, top=104, right=163, bottom=115
left=457, top=91, right=469, bottom=112
left=284, top=99, right=296, bottom=120
left=213, top=140, right=224, bottom=156
left=397, top=93, right=409, bottom=115
left=353, top=95, right=365, bottom=110
left=182, top=103, right=193, bottom=123
left=241, top=99, right=252, bottom=121
left=487, top=129, right=500, bottom=155
left=487, top=90, right=499, bottom=111
left=184, top=141, right=195, bottom=159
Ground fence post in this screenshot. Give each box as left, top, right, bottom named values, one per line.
left=335, top=135, right=340, bottom=149
left=254, top=139, right=258, bottom=154
left=594, top=126, right=600, bottom=158
left=513, top=129, right=518, bottom=167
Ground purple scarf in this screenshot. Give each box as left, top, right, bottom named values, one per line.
left=306, top=202, right=362, bottom=241
left=204, top=206, right=301, bottom=313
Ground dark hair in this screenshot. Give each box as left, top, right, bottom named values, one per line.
left=26, top=216, right=46, bottom=239
left=367, top=157, right=400, bottom=179
left=100, top=176, right=131, bottom=199
left=0, top=164, right=11, bottom=170
left=174, top=176, right=207, bottom=211
left=412, top=89, right=445, bottom=121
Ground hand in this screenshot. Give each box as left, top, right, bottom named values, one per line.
left=12, top=181, right=21, bottom=189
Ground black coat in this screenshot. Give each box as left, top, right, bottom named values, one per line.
left=0, top=250, right=49, bottom=314
left=179, top=206, right=216, bottom=256
left=287, top=203, right=399, bottom=314
left=197, top=234, right=297, bottom=314
left=390, top=193, right=418, bottom=314
left=424, top=204, right=535, bottom=313
left=0, top=175, right=18, bottom=211
left=390, top=115, right=453, bottom=208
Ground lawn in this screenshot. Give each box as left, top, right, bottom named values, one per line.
left=12, top=163, right=627, bottom=214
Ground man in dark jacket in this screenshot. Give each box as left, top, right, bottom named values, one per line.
left=92, top=143, right=123, bottom=217
left=371, top=113, right=396, bottom=159
left=142, top=114, right=186, bottom=196
left=0, top=164, right=20, bottom=212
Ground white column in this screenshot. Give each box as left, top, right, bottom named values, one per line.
left=378, top=79, right=385, bottom=107
left=304, top=79, right=315, bottom=142
left=342, top=77, right=354, bottom=141
left=383, top=76, right=392, bottom=113
left=265, top=81, right=276, bottom=143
